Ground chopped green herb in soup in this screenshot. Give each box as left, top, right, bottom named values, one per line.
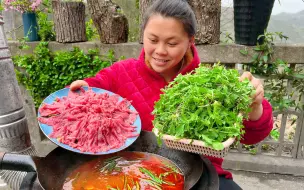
left=63, top=152, right=184, bottom=190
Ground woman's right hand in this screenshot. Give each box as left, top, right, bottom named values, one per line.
left=70, top=80, right=89, bottom=91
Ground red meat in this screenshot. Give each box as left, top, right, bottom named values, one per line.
left=38, top=88, right=139, bottom=153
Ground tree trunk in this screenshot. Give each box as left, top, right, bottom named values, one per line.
left=139, top=0, right=221, bottom=44
left=139, top=0, right=155, bottom=43
left=188, top=0, right=221, bottom=44
left=87, top=0, right=128, bottom=44
left=52, top=1, right=86, bottom=43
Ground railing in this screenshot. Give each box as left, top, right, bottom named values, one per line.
left=225, top=63, right=304, bottom=159
left=230, top=109, right=304, bottom=159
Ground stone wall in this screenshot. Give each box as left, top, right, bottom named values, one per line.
left=3, top=10, right=23, bottom=40
left=8, top=41, right=304, bottom=64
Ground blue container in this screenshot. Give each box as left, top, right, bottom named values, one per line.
left=22, top=12, right=39, bottom=41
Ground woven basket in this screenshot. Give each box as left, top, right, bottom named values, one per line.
left=154, top=129, right=235, bottom=158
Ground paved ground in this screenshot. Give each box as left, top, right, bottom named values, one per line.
left=1, top=170, right=303, bottom=190
left=232, top=170, right=304, bottom=190
left=0, top=179, right=9, bottom=190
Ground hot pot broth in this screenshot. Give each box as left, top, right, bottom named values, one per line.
left=63, top=152, right=184, bottom=190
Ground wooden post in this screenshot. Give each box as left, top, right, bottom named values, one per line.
left=52, top=1, right=86, bottom=43
left=139, top=0, right=154, bottom=43
left=139, top=0, right=221, bottom=44
left=87, top=0, right=129, bottom=44
left=188, top=0, right=221, bottom=44
left=296, top=100, right=304, bottom=159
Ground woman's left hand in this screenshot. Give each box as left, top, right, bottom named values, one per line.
left=240, top=72, right=264, bottom=121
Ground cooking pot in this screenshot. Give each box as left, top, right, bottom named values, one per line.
left=0, top=131, right=219, bottom=190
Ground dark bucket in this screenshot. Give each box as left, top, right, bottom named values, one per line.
left=233, top=0, right=275, bottom=45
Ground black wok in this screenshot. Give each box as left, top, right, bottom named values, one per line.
left=0, top=131, right=218, bottom=190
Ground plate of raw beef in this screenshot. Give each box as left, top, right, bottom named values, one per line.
left=37, top=87, right=141, bottom=155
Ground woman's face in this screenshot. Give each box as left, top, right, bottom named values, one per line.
left=143, top=14, right=193, bottom=79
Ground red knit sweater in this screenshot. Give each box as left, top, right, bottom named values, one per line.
left=84, top=44, right=273, bottom=178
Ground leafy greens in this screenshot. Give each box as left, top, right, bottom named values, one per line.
left=152, top=64, right=254, bottom=150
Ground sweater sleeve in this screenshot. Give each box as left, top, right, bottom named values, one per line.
left=240, top=99, right=273, bottom=145
left=83, top=64, right=118, bottom=93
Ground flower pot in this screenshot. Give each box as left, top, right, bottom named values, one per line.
left=233, top=0, right=275, bottom=46
left=22, top=12, right=39, bottom=41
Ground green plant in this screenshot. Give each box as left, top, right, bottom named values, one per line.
left=0, top=4, right=4, bottom=11
left=240, top=31, right=304, bottom=111
left=221, top=32, right=234, bottom=44
left=127, top=0, right=140, bottom=42
left=85, top=19, right=99, bottom=41
left=249, top=147, right=257, bottom=155
left=14, top=42, right=117, bottom=108
left=35, top=0, right=56, bottom=41
left=153, top=64, right=254, bottom=150
left=17, top=36, right=30, bottom=50
left=270, top=129, right=280, bottom=141
left=37, top=11, right=56, bottom=41
left=240, top=31, right=289, bottom=76
left=291, top=66, right=304, bottom=110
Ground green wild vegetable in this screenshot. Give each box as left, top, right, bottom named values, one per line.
left=153, top=64, right=254, bottom=150
left=139, top=167, right=174, bottom=189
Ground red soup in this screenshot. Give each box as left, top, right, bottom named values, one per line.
left=63, top=152, right=184, bottom=190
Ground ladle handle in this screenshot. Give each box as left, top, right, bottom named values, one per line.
left=0, top=152, right=36, bottom=172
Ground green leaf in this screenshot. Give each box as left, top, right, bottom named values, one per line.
left=263, top=55, right=268, bottom=63
left=139, top=167, right=162, bottom=184
left=291, top=74, right=304, bottom=79
left=257, top=34, right=264, bottom=40
left=276, top=58, right=286, bottom=65
left=240, top=49, right=248, bottom=56
left=249, top=53, right=259, bottom=63
left=254, top=46, right=261, bottom=51
left=212, top=142, right=224, bottom=150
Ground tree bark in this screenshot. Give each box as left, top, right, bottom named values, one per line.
left=188, top=0, right=221, bottom=44
left=52, top=1, right=86, bottom=43
left=139, top=0, right=221, bottom=44
left=139, top=0, right=155, bottom=43
left=87, top=0, right=128, bottom=44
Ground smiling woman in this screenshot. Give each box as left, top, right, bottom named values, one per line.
left=143, top=15, right=193, bottom=82
left=141, top=0, right=196, bottom=82
left=68, top=0, right=273, bottom=189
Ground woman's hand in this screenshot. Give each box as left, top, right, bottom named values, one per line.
left=240, top=72, right=264, bottom=121
left=70, top=80, right=89, bottom=91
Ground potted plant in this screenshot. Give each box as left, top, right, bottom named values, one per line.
left=233, top=0, right=275, bottom=46
left=1, top=0, right=41, bottom=41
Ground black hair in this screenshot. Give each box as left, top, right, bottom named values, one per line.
left=142, top=0, right=197, bottom=37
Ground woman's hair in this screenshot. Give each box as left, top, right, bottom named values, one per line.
left=142, top=0, right=197, bottom=37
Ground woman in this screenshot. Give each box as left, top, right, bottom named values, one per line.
left=70, top=0, right=273, bottom=189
